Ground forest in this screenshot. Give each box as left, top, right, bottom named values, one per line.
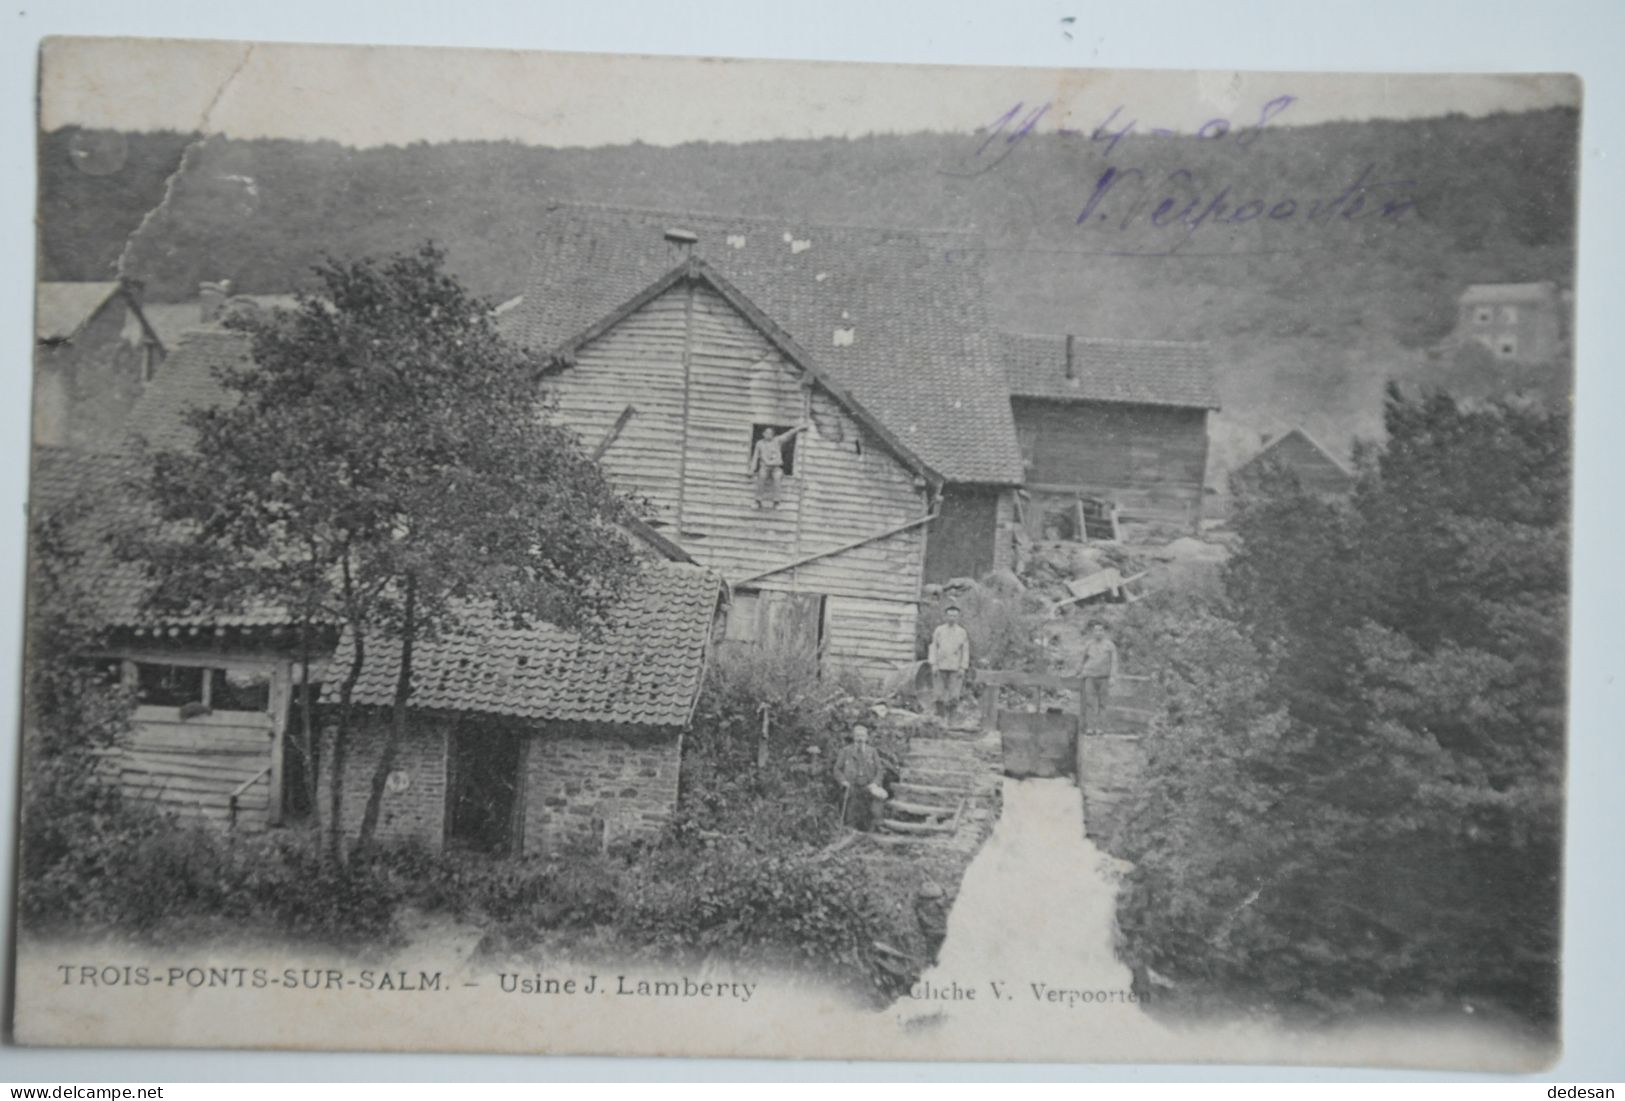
left=38, top=108, right=1576, bottom=462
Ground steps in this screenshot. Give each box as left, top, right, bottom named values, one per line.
left=879, top=736, right=987, bottom=840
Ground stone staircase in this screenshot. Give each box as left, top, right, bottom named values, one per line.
left=879, top=736, right=988, bottom=839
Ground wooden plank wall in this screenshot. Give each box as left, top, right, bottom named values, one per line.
left=1014, top=399, right=1209, bottom=529
left=102, top=710, right=275, bottom=830
left=547, top=282, right=928, bottom=673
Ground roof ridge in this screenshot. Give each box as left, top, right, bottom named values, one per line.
left=537, top=199, right=984, bottom=244
left=1001, top=329, right=1210, bottom=351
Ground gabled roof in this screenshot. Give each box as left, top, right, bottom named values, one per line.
left=503, top=203, right=1025, bottom=485
left=1459, top=282, right=1558, bottom=305
left=1000, top=332, right=1221, bottom=410
left=36, top=282, right=123, bottom=343
left=1235, top=428, right=1354, bottom=480
left=333, top=560, right=722, bottom=728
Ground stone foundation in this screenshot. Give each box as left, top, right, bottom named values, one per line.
left=523, top=731, right=683, bottom=854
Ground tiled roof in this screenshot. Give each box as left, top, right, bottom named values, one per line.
left=1000, top=332, right=1220, bottom=410
left=502, top=203, right=1024, bottom=485
left=29, top=446, right=290, bottom=629
left=331, top=561, right=721, bottom=727
left=36, top=282, right=121, bottom=343
left=1459, top=282, right=1558, bottom=304
left=124, top=328, right=254, bottom=452
left=141, top=296, right=301, bottom=354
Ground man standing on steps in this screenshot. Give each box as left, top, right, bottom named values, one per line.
left=751, top=423, right=807, bottom=509
left=833, top=723, right=884, bottom=830
left=1079, top=618, right=1118, bottom=736
left=929, top=604, right=972, bottom=723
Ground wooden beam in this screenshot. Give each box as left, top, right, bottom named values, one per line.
left=732, top=511, right=937, bottom=586
left=590, top=404, right=638, bottom=461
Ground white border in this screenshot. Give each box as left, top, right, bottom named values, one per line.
left=1, top=0, right=1620, bottom=1083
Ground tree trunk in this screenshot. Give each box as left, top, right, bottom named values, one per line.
left=298, top=617, right=320, bottom=832
left=327, top=628, right=364, bottom=866
left=356, top=577, right=415, bottom=854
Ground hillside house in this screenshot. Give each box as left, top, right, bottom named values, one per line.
left=502, top=204, right=1026, bottom=679
left=34, top=281, right=165, bottom=449
left=999, top=333, right=1219, bottom=534
left=30, top=316, right=724, bottom=847
left=1231, top=428, right=1355, bottom=497
left=1453, top=282, right=1563, bottom=363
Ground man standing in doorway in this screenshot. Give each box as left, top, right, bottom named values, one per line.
left=1079, top=618, right=1118, bottom=735
left=751, top=424, right=807, bottom=509
left=833, top=723, right=885, bottom=830
left=929, top=604, right=972, bottom=722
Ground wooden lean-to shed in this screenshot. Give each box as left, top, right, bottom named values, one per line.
left=1000, top=333, right=1219, bottom=535
left=29, top=444, right=311, bottom=831
left=502, top=204, right=1025, bottom=679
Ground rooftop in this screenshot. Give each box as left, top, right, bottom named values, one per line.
left=333, top=560, right=721, bottom=727
left=501, top=202, right=1025, bottom=485
left=36, top=282, right=124, bottom=344
left=1000, top=332, right=1221, bottom=410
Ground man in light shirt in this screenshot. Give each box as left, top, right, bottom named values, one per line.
left=928, top=604, right=971, bottom=720
left=1078, top=618, right=1118, bottom=735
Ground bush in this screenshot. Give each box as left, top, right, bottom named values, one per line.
left=688, top=640, right=849, bottom=771
left=625, top=841, right=887, bottom=995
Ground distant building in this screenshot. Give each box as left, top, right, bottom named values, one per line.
left=1231, top=428, right=1355, bottom=498
left=1454, top=282, right=1563, bottom=364
left=1000, top=333, right=1219, bottom=534
left=34, top=281, right=164, bottom=448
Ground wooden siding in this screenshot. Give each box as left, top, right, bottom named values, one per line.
left=546, top=281, right=928, bottom=673
left=95, top=650, right=290, bottom=831
left=1013, top=398, right=1209, bottom=528
left=823, top=596, right=919, bottom=681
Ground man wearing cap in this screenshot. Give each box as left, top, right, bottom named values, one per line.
left=833, top=723, right=885, bottom=830
left=928, top=605, right=972, bottom=721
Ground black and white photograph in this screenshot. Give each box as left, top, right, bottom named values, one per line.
left=9, top=35, right=1583, bottom=1070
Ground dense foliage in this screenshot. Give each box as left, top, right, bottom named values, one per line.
left=1116, top=386, right=1568, bottom=1028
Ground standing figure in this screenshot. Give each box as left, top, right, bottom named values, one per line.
left=751, top=424, right=807, bottom=509
left=833, top=723, right=885, bottom=830
left=1078, top=618, right=1118, bottom=735
left=928, top=604, right=972, bottom=721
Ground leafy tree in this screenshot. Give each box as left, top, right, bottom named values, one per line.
left=1119, top=385, right=1568, bottom=1027
left=130, top=244, right=643, bottom=859
left=18, top=487, right=138, bottom=923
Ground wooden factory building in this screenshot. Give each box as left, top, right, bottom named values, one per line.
left=503, top=205, right=1027, bottom=678
left=1000, top=333, right=1219, bottom=534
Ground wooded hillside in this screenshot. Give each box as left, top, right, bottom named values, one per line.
left=38, top=109, right=1577, bottom=468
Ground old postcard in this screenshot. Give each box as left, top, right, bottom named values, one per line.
left=14, top=38, right=1577, bottom=1069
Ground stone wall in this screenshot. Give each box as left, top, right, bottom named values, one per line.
left=1078, top=733, right=1147, bottom=857
left=521, top=729, right=684, bottom=854
left=323, top=714, right=450, bottom=849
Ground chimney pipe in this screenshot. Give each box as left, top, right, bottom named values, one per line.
left=1064, top=333, right=1076, bottom=381
left=665, top=228, right=698, bottom=253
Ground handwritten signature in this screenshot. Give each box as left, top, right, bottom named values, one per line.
left=963, top=94, right=1299, bottom=173
left=1075, top=163, right=1417, bottom=255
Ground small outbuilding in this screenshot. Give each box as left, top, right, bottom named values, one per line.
left=325, top=560, right=724, bottom=855
left=1001, top=332, right=1219, bottom=535
left=1231, top=428, right=1355, bottom=497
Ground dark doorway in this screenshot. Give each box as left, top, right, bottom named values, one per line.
left=447, top=726, right=525, bottom=855
left=924, top=485, right=999, bottom=582
left=281, top=682, right=322, bottom=821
